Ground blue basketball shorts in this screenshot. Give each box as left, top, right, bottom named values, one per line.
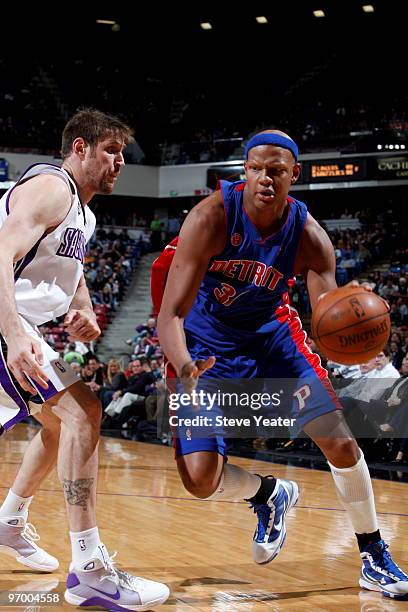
left=173, top=307, right=341, bottom=457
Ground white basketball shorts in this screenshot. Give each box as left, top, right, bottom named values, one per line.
left=0, top=315, right=79, bottom=434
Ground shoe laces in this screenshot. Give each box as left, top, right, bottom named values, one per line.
left=100, top=551, right=145, bottom=591
left=368, top=541, right=408, bottom=581
left=21, top=523, right=40, bottom=543
left=250, top=504, right=273, bottom=540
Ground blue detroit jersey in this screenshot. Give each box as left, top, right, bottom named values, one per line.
left=184, top=180, right=308, bottom=343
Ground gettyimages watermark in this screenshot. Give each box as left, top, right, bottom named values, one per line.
left=154, top=376, right=407, bottom=440
left=157, top=376, right=330, bottom=439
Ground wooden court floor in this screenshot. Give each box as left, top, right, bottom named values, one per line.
left=0, top=424, right=407, bottom=611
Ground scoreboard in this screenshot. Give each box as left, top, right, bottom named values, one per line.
left=305, top=159, right=367, bottom=182
left=207, top=154, right=408, bottom=190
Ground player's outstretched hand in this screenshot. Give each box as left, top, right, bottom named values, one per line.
left=7, top=332, right=49, bottom=394
left=180, top=357, right=216, bottom=394
left=345, top=279, right=390, bottom=310
left=317, top=279, right=374, bottom=304
left=345, top=279, right=373, bottom=292
left=64, top=308, right=101, bottom=342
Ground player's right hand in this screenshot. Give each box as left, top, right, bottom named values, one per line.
left=6, top=333, right=49, bottom=394
left=179, top=357, right=216, bottom=394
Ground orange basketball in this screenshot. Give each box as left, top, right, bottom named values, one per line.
left=311, top=286, right=391, bottom=365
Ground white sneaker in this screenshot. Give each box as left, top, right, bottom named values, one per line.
left=251, top=478, right=299, bottom=564
left=0, top=516, right=59, bottom=571
left=65, top=543, right=170, bottom=610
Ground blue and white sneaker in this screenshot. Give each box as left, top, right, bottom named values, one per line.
left=251, top=478, right=299, bottom=565
left=65, top=543, right=170, bottom=611
left=360, top=540, right=408, bottom=600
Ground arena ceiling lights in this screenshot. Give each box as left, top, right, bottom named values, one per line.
left=313, top=9, right=325, bottom=17
left=200, top=22, right=213, bottom=30
left=256, top=16, right=268, bottom=24
left=362, top=5, right=375, bottom=12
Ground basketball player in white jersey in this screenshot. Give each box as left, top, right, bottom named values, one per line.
left=0, top=109, right=169, bottom=610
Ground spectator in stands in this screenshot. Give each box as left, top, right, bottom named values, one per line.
left=100, top=359, right=128, bottom=409
left=397, top=298, right=408, bottom=325
left=389, top=303, right=402, bottom=326
left=111, top=359, right=155, bottom=401
left=87, top=357, right=104, bottom=387
left=402, top=335, right=408, bottom=357
left=337, top=348, right=400, bottom=405
left=398, top=277, right=408, bottom=295
left=127, top=317, right=157, bottom=349
left=63, top=342, right=85, bottom=366
left=379, top=278, right=398, bottom=300
left=101, top=283, right=116, bottom=311
left=167, top=214, right=181, bottom=241
left=70, top=362, right=81, bottom=377
left=339, top=252, right=357, bottom=281
left=150, top=214, right=163, bottom=250
left=327, top=361, right=362, bottom=380
left=378, top=355, right=408, bottom=434
left=149, top=359, right=161, bottom=379
left=81, top=362, right=96, bottom=384
left=389, top=341, right=404, bottom=371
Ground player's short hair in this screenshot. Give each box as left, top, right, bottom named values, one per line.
left=61, top=107, right=134, bottom=159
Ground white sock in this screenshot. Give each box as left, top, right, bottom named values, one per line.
left=204, top=464, right=261, bottom=501
left=70, top=527, right=102, bottom=567
left=328, top=449, right=379, bottom=534
left=0, top=490, right=33, bottom=520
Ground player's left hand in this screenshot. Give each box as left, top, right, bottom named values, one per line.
left=317, top=280, right=373, bottom=304
left=346, top=280, right=391, bottom=311
left=180, top=357, right=216, bottom=394
left=63, top=309, right=101, bottom=342
left=345, top=280, right=373, bottom=292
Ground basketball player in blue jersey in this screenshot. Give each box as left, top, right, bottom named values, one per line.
left=157, top=130, right=408, bottom=600
left=0, top=109, right=169, bottom=610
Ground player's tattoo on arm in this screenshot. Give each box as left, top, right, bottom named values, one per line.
left=62, top=478, right=94, bottom=511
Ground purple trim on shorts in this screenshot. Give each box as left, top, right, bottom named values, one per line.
left=0, top=342, right=29, bottom=430
left=30, top=376, right=59, bottom=402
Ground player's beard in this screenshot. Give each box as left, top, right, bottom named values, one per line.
left=98, top=171, right=116, bottom=194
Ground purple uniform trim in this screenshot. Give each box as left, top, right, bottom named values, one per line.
left=5, top=163, right=61, bottom=215
left=30, top=376, right=59, bottom=402
left=0, top=340, right=29, bottom=430
left=14, top=234, right=46, bottom=281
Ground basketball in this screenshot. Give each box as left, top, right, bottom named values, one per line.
left=311, top=286, right=391, bottom=365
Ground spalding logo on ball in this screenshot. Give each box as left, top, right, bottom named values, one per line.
left=311, top=286, right=391, bottom=365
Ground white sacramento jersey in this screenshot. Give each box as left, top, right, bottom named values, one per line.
left=0, top=163, right=96, bottom=326
left=0, top=163, right=96, bottom=433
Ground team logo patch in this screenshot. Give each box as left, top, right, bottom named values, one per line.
left=186, top=428, right=192, bottom=441
left=231, top=233, right=242, bottom=246
left=54, top=361, right=66, bottom=373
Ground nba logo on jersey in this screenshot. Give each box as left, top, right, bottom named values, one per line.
left=231, top=233, right=242, bottom=246
left=54, top=361, right=66, bottom=373
left=186, top=428, right=192, bottom=441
